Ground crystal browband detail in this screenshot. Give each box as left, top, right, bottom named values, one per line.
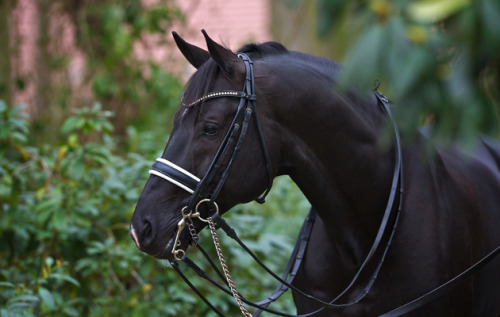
left=182, top=90, right=246, bottom=108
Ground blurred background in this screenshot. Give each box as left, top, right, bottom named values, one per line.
left=1, top=0, right=499, bottom=316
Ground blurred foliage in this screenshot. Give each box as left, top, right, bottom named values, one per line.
left=314, top=0, right=500, bottom=146
left=0, top=101, right=308, bottom=316
left=69, top=0, right=184, bottom=134
left=3, top=0, right=184, bottom=143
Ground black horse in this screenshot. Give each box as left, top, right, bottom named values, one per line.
left=130, top=31, right=500, bottom=316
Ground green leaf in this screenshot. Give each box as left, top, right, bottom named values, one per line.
left=340, top=24, right=387, bottom=90
left=316, top=0, right=350, bottom=37
left=408, top=0, right=472, bottom=22
left=38, top=287, right=55, bottom=310
left=7, top=294, right=40, bottom=305
left=75, top=258, right=99, bottom=275
left=69, top=158, right=85, bottom=179
left=1, top=308, right=12, bottom=317
left=0, top=100, right=7, bottom=112
left=49, top=273, right=81, bottom=288
left=0, top=282, right=15, bottom=288
left=61, top=117, right=86, bottom=134
left=0, top=174, right=13, bottom=198
left=52, top=209, right=67, bottom=231
left=481, top=0, right=500, bottom=51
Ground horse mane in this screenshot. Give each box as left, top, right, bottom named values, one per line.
left=182, top=41, right=378, bottom=123
left=238, top=42, right=288, bottom=59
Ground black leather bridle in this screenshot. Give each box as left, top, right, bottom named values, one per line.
left=149, top=53, right=274, bottom=264
left=146, top=53, right=500, bottom=316
left=150, top=52, right=273, bottom=217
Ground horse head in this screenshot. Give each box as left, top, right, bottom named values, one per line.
left=130, top=31, right=279, bottom=259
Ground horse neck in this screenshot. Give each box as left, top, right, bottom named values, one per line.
left=268, top=64, right=395, bottom=260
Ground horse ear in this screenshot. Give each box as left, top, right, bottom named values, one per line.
left=201, top=29, right=244, bottom=77
left=172, top=31, right=210, bottom=69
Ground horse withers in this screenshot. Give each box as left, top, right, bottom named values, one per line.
left=130, top=31, right=500, bottom=316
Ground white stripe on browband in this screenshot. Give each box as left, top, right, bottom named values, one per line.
left=155, top=158, right=200, bottom=182
left=149, top=170, right=195, bottom=194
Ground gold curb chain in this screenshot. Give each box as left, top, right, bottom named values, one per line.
left=208, top=217, right=252, bottom=317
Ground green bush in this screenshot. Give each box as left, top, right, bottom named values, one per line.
left=316, top=0, right=500, bottom=144
left=0, top=101, right=308, bottom=316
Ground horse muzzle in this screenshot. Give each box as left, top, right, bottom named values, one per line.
left=129, top=220, right=192, bottom=260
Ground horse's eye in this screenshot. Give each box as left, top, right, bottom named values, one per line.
left=203, top=124, right=219, bottom=136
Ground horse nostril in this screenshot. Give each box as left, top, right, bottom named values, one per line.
left=130, top=217, right=156, bottom=251
left=142, top=218, right=152, bottom=239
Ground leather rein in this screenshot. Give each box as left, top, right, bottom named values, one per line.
left=146, top=54, right=500, bottom=316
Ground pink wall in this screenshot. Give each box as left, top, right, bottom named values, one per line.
left=175, top=0, right=270, bottom=48
left=135, top=0, right=271, bottom=79
left=10, top=0, right=38, bottom=109
left=9, top=0, right=271, bottom=109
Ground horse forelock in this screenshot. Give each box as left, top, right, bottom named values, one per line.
left=182, top=61, right=220, bottom=108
